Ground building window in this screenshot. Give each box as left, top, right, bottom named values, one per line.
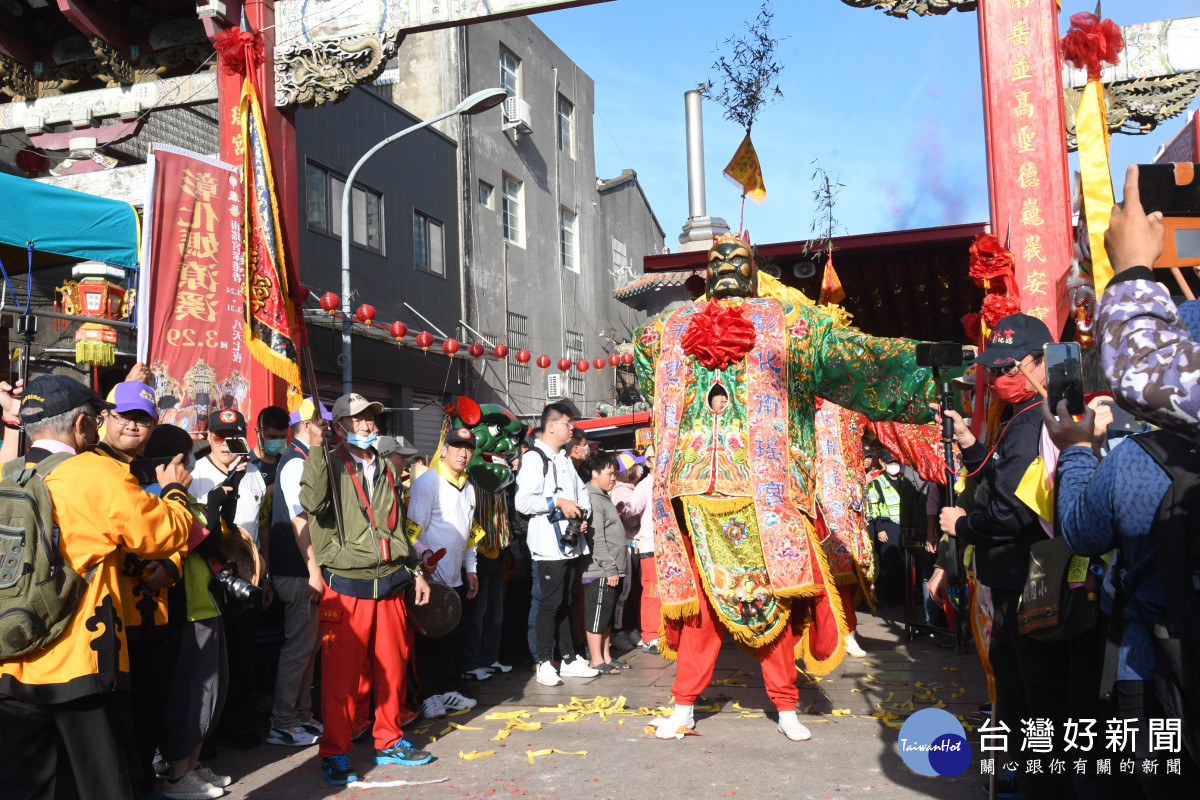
left=565, top=330, right=584, bottom=397
left=306, top=161, right=385, bottom=254
left=507, top=312, right=529, bottom=385
left=478, top=180, right=494, bottom=209
left=414, top=211, right=444, bottom=276
left=560, top=208, right=577, bottom=272
left=557, top=95, right=574, bottom=157
left=502, top=175, right=523, bottom=246
left=500, top=47, right=520, bottom=98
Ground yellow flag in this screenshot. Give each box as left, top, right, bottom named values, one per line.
left=723, top=133, right=767, bottom=203
left=1077, top=80, right=1116, bottom=294
left=1015, top=456, right=1055, bottom=525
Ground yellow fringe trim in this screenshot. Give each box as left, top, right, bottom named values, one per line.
left=794, top=515, right=850, bottom=677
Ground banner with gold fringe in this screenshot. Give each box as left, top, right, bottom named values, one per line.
left=723, top=132, right=767, bottom=204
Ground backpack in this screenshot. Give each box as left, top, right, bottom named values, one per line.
left=510, top=448, right=555, bottom=540
left=1124, top=430, right=1200, bottom=762
left=0, top=452, right=92, bottom=661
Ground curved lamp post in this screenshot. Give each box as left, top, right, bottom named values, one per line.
left=340, top=87, right=508, bottom=395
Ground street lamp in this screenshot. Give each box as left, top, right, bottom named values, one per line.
left=339, top=87, right=508, bottom=395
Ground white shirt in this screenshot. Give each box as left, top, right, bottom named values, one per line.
left=277, top=456, right=305, bottom=519
left=407, top=467, right=477, bottom=587
left=344, top=447, right=379, bottom=493
left=514, top=440, right=591, bottom=561
left=190, top=456, right=267, bottom=546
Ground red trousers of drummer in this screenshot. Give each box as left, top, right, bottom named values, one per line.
left=318, top=587, right=412, bottom=756
left=669, top=545, right=800, bottom=712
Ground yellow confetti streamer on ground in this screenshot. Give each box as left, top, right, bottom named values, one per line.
left=829, top=709, right=853, bottom=716
left=951, top=688, right=967, bottom=699
left=943, top=666, right=959, bottom=672
left=491, top=729, right=510, bottom=742
left=737, top=711, right=763, bottom=718
left=459, top=750, right=495, bottom=760
left=485, top=711, right=531, bottom=721
left=693, top=702, right=722, bottom=713
left=527, top=748, right=587, bottom=765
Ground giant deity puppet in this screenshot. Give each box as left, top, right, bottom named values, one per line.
left=634, top=231, right=939, bottom=741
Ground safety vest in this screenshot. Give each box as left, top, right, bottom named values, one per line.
left=866, top=476, right=901, bottom=521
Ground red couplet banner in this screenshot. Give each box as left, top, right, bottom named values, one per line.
left=978, top=0, right=1074, bottom=338
left=137, top=145, right=249, bottom=433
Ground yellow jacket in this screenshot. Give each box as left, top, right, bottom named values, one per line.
left=0, top=450, right=192, bottom=703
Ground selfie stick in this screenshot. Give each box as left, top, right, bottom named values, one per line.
left=933, top=366, right=965, bottom=607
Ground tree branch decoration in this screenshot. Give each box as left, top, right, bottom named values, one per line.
left=699, top=2, right=786, bottom=134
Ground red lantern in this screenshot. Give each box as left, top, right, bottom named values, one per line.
left=557, top=358, right=571, bottom=372
left=293, top=284, right=311, bottom=305
left=355, top=304, right=376, bottom=325
left=621, top=352, right=634, bottom=366
left=576, top=359, right=589, bottom=373
left=536, top=354, right=551, bottom=370
left=516, top=349, right=533, bottom=364
left=389, top=321, right=408, bottom=339
left=320, top=292, right=339, bottom=313
left=416, top=331, right=434, bottom=351
left=493, top=343, right=510, bottom=359
left=442, top=338, right=460, bottom=356
left=469, top=342, right=485, bottom=358
left=56, top=262, right=130, bottom=367
left=608, top=354, right=621, bottom=367
left=593, top=357, right=606, bottom=370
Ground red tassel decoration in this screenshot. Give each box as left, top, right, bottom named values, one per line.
left=213, top=28, right=264, bottom=77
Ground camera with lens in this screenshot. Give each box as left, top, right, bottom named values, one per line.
left=558, top=511, right=592, bottom=551
left=209, top=564, right=262, bottom=615
left=915, top=342, right=975, bottom=369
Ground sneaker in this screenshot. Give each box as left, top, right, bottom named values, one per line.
left=777, top=710, right=812, bottom=741
left=299, top=718, right=324, bottom=736
left=159, top=770, right=223, bottom=799
left=374, top=738, right=433, bottom=766
left=439, top=690, right=477, bottom=711
left=421, top=695, right=448, bottom=719
left=461, top=668, right=492, bottom=681
left=642, top=637, right=660, bottom=654
left=265, top=725, right=320, bottom=747
left=536, top=660, right=563, bottom=686
left=321, top=754, right=358, bottom=787
left=194, top=765, right=231, bottom=789
left=559, top=658, right=600, bottom=678
left=844, top=631, right=867, bottom=658
left=152, top=749, right=169, bottom=777
left=650, top=704, right=695, bottom=739
left=489, top=661, right=513, bottom=673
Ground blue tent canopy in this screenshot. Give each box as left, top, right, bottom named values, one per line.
left=0, top=172, right=140, bottom=271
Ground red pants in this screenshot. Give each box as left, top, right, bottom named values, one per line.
left=670, top=550, right=800, bottom=712
left=838, top=584, right=858, bottom=633
left=318, top=587, right=412, bottom=756
left=639, top=555, right=662, bottom=641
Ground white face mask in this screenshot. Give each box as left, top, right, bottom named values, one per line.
left=884, top=463, right=901, bottom=476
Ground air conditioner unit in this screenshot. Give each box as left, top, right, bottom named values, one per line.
left=546, top=373, right=566, bottom=400
left=503, top=96, right=533, bottom=135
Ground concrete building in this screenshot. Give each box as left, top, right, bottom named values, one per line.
left=386, top=16, right=664, bottom=421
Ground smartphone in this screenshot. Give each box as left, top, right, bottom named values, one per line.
left=1044, top=342, right=1085, bottom=417
left=224, top=436, right=250, bottom=455
left=129, top=457, right=175, bottom=486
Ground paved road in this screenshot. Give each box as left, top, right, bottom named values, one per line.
left=209, top=610, right=988, bottom=799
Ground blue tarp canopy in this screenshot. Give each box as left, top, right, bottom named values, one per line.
left=0, top=171, right=140, bottom=271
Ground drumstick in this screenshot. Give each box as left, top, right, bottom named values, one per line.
left=1170, top=267, right=1196, bottom=301
left=1017, top=363, right=1048, bottom=399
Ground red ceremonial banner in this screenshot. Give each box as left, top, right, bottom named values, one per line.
left=137, top=145, right=249, bottom=433
left=978, top=0, right=1073, bottom=338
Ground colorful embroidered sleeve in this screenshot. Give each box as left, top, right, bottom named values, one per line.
left=1098, top=275, right=1200, bottom=442
left=804, top=311, right=938, bottom=424
left=633, top=312, right=668, bottom=405
left=867, top=417, right=951, bottom=484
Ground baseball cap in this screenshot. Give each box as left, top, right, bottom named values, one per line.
left=112, top=381, right=158, bottom=420
left=879, top=451, right=897, bottom=464
left=378, top=434, right=419, bottom=457
left=616, top=450, right=646, bottom=472
left=208, top=408, right=247, bottom=435
left=289, top=396, right=332, bottom=425
left=444, top=426, right=477, bottom=450
left=331, top=392, right=384, bottom=420
left=974, top=313, right=1054, bottom=368
left=19, top=374, right=113, bottom=424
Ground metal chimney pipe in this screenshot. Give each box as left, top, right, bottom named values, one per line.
left=684, top=89, right=706, bottom=220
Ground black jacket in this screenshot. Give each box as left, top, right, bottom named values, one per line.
left=955, top=396, right=1046, bottom=592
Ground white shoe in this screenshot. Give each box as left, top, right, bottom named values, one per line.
left=439, top=690, right=477, bottom=711
left=421, top=695, right=448, bottom=719
left=194, top=765, right=231, bottom=789
left=265, top=725, right=320, bottom=747
left=559, top=658, right=600, bottom=678
left=489, top=661, right=513, bottom=673
left=159, top=770, right=224, bottom=799
left=778, top=710, right=812, bottom=741
left=844, top=631, right=867, bottom=658
left=536, top=660, right=563, bottom=686
left=650, top=704, right=695, bottom=739
left=462, top=667, right=493, bottom=681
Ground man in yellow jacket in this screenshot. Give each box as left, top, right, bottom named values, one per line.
left=0, top=375, right=194, bottom=800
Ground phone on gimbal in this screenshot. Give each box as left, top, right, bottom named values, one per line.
left=915, top=342, right=975, bottom=369
left=1137, top=162, right=1200, bottom=268
left=1043, top=342, right=1085, bottom=417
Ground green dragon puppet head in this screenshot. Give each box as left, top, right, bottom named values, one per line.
left=707, top=231, right=757, bottom=300
left=443, top=397, right=524, bottom=494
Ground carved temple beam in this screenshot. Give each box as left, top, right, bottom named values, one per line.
left=57, top=0, right=131, bottom=52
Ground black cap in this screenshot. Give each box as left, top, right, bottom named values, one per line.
left=879, top=451, right=897, bottom=464
left=208, top=408, right=247, bottom=435
left=445, top=425, right=477, bottom=450
left=974, top=313, right=1054, bottom=368
left=19, top=374, right=113, bottom=424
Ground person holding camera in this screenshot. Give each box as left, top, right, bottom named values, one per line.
left=408, top=426, right=480, bottom=719
left=515, top=402, right=597, bottom=686
left=582, top=451, right=628, bottom=673
left=300, top=392, right=432, bottom=785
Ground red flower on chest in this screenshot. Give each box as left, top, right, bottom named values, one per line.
left=681, top=300, right=757, bottom=371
